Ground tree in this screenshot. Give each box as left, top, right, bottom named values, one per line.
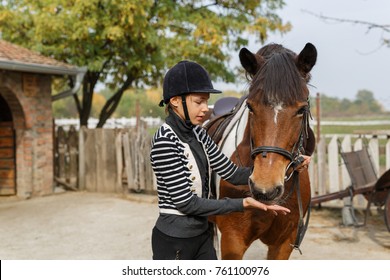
left=355, top=89, right=382, bottom=113
left=312, top=91, right=387, bottom=118
left=0, top=0, right=289, bottom=127
left=316, top=94, right=341, bottom=117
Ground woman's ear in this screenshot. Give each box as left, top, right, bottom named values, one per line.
left=170, top=96, right=180, bottom=108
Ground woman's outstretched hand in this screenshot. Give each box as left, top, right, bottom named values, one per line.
left=243, top=197, right=290, bottom=216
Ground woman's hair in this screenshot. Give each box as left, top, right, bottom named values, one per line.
left=165, top=103, right=171, bottom=115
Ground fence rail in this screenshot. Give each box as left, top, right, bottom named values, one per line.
left=54, top=124, right=390, bottom=208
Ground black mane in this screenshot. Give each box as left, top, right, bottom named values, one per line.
left=248, top=44, right=308, bottom=106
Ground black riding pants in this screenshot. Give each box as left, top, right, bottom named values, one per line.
left=151, top=226, right=217, bottom=260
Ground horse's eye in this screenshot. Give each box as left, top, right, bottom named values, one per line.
left=246, top=103, right=253, bottom=112
left=297, top=106, right=308, bottom=116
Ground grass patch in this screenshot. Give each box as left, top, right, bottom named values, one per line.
left=315, top=124, right=390, bottom=135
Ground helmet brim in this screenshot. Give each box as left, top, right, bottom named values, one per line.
left=189, top=89, right=222, bottom=94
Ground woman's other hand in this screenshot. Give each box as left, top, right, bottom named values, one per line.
left=295, top=155, right=311, bottom=173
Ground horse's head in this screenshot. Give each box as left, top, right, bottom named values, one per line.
left=239, top=43, right=317, bottom=203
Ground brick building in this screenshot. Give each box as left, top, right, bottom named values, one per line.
left=0, top=40, right=85, bottom=198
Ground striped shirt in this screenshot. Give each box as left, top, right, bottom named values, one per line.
left=150, top=114, right=249, bottom=238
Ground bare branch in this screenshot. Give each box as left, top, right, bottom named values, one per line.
left=302, top=9, right=390, bottom=33
left=302, top=9, right=390, bottom=48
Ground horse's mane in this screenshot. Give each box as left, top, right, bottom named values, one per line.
left=248, top=44, right=308, bottom=106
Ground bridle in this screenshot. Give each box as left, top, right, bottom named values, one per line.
left=249, top=103, right=311, bottom=181
left=248, top=100, right=312, bottom=254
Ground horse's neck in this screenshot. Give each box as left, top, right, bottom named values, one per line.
left=213, top=100, right=249, bottom=199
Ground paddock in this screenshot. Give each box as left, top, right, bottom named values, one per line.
left=0, top=191, right=389, bottom=260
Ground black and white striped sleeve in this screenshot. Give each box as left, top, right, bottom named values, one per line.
left=197, top=127, right=250, bottom=185
left=150, top=135, right=193, bottom=206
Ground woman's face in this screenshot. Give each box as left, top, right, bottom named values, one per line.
left=170, top=93, right=210, bottom=125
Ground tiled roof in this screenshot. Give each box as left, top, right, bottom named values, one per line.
left=0, top=39, right=75, bottom=69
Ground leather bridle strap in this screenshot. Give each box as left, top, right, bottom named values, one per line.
left=251, top=146, right=293, bottom=161
left=289, top=171, right=311, bottom=254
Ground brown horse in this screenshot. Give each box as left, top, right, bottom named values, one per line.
left=206, top=43, right=317, bottom=260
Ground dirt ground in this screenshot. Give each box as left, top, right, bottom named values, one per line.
left=0, top=190, right=389, bottom=260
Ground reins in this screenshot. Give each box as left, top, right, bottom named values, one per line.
left=289, top=171, right=311, bottom=255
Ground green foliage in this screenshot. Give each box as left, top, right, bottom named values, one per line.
left=112, top=89, right=165, bottom=119
left=317, top=124, right=389, bottom=135
left=52, top=96, right=78, bottom=118
left=0, top=0, right=288, bottom=126
left=52, top=86, right=390, bottom=120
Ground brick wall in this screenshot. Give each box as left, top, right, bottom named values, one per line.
left=0, top=71, right=54, bottom=198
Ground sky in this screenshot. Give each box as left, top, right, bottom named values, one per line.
left=214, top=0, right=390, bottom=110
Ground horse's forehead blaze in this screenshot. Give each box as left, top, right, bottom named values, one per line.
left=272, top=103, right=283, bottom=124
left=250, top=102, right=302, bottom=147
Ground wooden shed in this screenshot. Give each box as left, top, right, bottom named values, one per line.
left=0, top=40, right=85, bottom=198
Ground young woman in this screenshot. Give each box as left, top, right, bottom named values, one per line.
left=150, top=60, right=309, bottom=260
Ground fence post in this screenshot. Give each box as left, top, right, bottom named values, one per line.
left=354, top=138, right=363, bottom=151
left=328, top=135, right=340, bottom=194
left=386, top=137, right=390, bottom=170
left=353, top=137, right=363, bottom=211
left=67, top=125, right=78, bottom=186
left=115, top=130, right=123, bottom=192
left=137, top=126, right=146, bottom=191
left=341, top=135, right=352, bottom=189
left=368, top=136, right=379, bottom=175
left=122, top=131, right=134, bottom=189
left=316, top=135, right=326, bottom=196
left=78, top=126, right=86, bottom=190
left=56, top=126, right=66, bottom=181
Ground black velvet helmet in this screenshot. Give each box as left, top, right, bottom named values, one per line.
left=160, top=60, right=222, bottom=106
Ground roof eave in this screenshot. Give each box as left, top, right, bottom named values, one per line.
left=0, top=60, right=87, bottom=76
left=0, top=60, right=87, bottom=101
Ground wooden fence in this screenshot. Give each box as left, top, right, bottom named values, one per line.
left=54, top=126, right=78, bottom=190
left=54, top=122, right=156, bottom=194
left=54, top=125, right=390, bottom=208
left=309, top=133, right=390, bottom=207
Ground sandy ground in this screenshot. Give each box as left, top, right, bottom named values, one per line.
left=0, top=191, right=389, bottom=260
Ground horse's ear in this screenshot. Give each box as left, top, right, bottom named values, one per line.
left=296, top=43, right=317, bottom=74
left=239, top=48, right=263, bottom=76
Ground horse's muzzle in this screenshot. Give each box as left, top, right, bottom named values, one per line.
left=248, top=178, right=283, bottom=202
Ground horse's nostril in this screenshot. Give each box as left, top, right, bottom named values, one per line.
left=275, top=185, right=283, bottom=197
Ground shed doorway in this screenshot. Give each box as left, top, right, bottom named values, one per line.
left=0, top=94, right=16, bottom=195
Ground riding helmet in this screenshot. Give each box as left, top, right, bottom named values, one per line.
left=160, top=60, right=222, bottom=106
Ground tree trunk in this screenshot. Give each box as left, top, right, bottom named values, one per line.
left=96, top=76, right=134, bottom=128
left=78, top=71, right=100, bottom=127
